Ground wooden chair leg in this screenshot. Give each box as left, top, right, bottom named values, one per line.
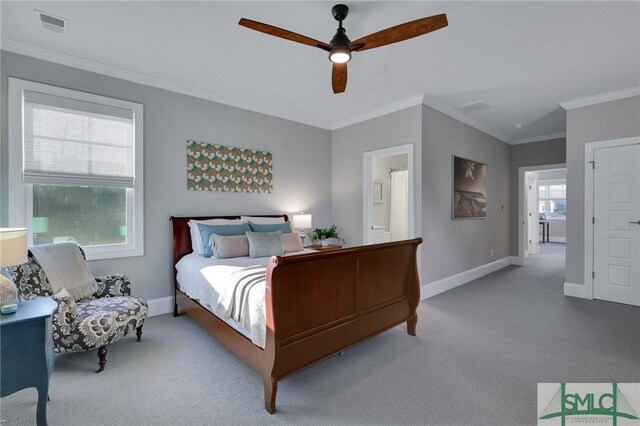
left=263, top=375, right=277, bottom=414
left=407, top=312, right=418, bottom=336
left=97, top=346, right=107, bottom=373
left=136, top=325, right=143, bottom=342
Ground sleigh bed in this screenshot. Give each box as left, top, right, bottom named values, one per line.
left=171, top=214, right=422, bottom=414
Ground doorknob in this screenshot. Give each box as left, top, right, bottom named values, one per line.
left=630, top=220, right=640, bottom=225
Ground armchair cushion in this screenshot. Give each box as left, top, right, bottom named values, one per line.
left=8, top=252, right=53, bottom=299
left=55, top=296, right=147, bottom=353
left=94, top=275, right=131, bottom=298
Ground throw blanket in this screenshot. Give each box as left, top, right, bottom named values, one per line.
left=30, top=243, right=98, bottom=301
left=214, top=265, right=267, bottom=346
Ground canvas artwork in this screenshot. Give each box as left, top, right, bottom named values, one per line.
left=186, top=140, right=273, bottom=193
left=452, top=156, right=487, bottom=219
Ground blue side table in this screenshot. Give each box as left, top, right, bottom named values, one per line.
left=1, top=298, right=57, bottom=426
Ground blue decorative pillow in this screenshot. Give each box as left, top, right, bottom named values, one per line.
left=245, top=231, right=284, bottom=258
left=248, top=221, right=292, bottom=234
left=198, top=223, right=251, bottom=258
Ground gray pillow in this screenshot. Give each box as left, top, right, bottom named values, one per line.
left=245, top=231, right=284, bottom=258
left=210, top=234, right=249, bottom=259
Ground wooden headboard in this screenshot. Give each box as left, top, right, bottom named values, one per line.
left=169, top=214, right=289, bottom=271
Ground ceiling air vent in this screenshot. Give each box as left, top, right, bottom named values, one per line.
left=34, top=9, right=68, bottom=34
left=456, top=100, right=490, bottom=114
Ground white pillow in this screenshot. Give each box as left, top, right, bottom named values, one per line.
left=240, top=216, right=285, bottom=225
left=188, top=218, right=246, bottom=254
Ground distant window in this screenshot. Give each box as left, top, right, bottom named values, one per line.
left=8, top=78, right=144, bottom=260
left=538, top=179, right=566, bottom=220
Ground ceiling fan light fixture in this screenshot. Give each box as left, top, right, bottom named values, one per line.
left=329, top=48, right=351, bottom=64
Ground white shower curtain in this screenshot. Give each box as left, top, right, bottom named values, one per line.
left=389, top=170, right=409, bottom=241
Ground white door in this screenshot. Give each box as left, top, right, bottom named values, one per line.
left=527, top=173, right=540, bottom=255
left=593, top=144, right=640, bottom=306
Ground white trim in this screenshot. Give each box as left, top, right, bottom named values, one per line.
left=583, top=136, right=640, bottom=300
left=147, top=296, right=174, bottom=317
left=363, top=144, right=414, bottom=246
left=517, top=163, right=566, bottom=266
left=1, top=39, right=331, bottom=130
left=331, top=95, right=424, bottom=130
left=421, top=94, right=510, bottom=143
left=420, top=257, right=513, bottom=300
left=563, top=282, right=591, bottom=299
left=560, top=86, right=640, bottom=110
left=510, top=132, right=566, bottom=145
left=510, top=255, right=524, bottom=266
left=8, top=77, right=144, bottom=260
left=548, top=237, right=566, bottom=243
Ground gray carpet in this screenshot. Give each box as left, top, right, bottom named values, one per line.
left=2, top=243, right=638, bottom=425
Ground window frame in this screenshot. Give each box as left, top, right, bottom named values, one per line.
left=538, top=178, right=566, bottom=221
left=8, top=78, right=144, bottom=260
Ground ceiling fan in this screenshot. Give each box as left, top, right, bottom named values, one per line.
left=239, top=5, right=448, bottom=94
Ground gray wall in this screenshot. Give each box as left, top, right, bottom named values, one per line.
left=421, top=105, right=511, bottom=284
left=509, top=138, right=566, bottom=255
left=1, top=51, right=333, bottom=301
left=331, top=106, right=423, bottom=248
left=565, top=95, right=640, bottom=285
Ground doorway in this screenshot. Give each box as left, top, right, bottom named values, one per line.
left=585, top=137, right=639, bottom=306
left=363, top=144, right=414, bottom=245
left=517, top=163, right=566, bottom=265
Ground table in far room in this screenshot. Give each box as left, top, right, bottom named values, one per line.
left=539, top=220, right=550, bottom=243
left=1, top=298, right=57, bottom=426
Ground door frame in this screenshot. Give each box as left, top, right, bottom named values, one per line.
left=584, top=136, right=640, bottom=300
left=363, top=144, right=414, bottom=245
left=517, top=163, right=566, bottom=265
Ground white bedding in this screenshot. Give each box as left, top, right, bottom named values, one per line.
left=176, top=250, right=315, bottom=348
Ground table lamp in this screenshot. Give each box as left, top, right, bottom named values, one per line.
left=292, top=213, right=312, bottom=245
left=0, top=228, right=28, bottom=314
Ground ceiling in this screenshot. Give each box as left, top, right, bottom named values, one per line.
left=2, top=1, right=639, bottom=143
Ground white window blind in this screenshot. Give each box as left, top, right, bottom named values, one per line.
left=23, top=90, right=135, bottom=188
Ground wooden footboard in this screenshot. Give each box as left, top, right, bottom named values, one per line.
left=171, top=215, right=421, bottom=414
left=263, top=238, right=422, bottom=413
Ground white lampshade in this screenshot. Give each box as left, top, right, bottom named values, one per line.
left=292, top=214, right=312, bottom=229
left=0, top=228, right=28, bottom=267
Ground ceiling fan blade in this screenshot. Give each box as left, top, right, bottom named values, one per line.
left=352, top=13, right=448, bottom=52
left=332, top=63, right=348, bottom=94
left=239, top=18, right=331, bottom=51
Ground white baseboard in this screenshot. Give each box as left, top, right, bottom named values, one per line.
left=563, top=281, right=591, bottom=299
left=147, top=296, right=173, bottom=317
left=421, top=257, right=514, bottom=300
left=510, top=256, right=524, bottom=266
left=548, top=237, right=566, bottom=243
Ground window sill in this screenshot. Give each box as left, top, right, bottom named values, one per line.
left=83, top=245, right=144, bottom=261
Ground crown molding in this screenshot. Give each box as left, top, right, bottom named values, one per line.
left=1, top=39, right=332, bottom=130
left=510, top=132, right=566, bottom=145
left=330, top=95, right=425, bottom=130
left=421, top=94, right=510, bottom=143
left=559, top=86, right=640, bottom=110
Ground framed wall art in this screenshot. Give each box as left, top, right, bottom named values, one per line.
left=187, top=140, right=272, bottom=193
left=452, top=155, right=487, bottom=219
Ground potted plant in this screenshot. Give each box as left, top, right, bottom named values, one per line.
left=307, top=225, right=345, bottom=247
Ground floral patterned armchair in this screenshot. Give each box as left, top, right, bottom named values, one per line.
left=8, top=249, right=148, bottom=372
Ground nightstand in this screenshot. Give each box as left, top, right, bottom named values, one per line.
left=307, top=244, right=343, bottom=252
left=1, top=298, right=57, bottom=426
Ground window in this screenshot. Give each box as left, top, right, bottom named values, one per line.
left=538, top=179, right=566, bottom=220
left=8, top=78, right=143, bottom=260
